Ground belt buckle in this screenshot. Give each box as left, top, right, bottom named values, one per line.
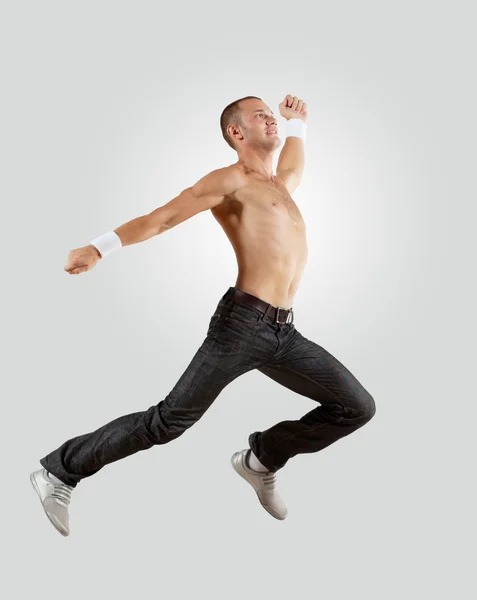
left=276, top=307, right=293, bottom=324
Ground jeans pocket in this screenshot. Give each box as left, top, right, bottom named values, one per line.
left=227, top=302, right=262, bottom=325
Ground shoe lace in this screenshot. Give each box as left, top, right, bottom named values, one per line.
left=51, top=483, right=73, bottom=506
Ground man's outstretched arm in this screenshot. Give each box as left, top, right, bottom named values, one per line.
left=276, top=94, right=307, bottom=195
left=64, top=166, right=242, bottom=275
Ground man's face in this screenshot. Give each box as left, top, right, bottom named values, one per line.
left=236, top=99, right=281, bottom=151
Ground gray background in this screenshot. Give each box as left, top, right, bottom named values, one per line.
left=1, top=1, right=475, bottom=598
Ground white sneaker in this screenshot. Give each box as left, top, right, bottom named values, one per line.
left=231, top=449, right=288, bottom=520
left=30, top=468, right=73, bottom=536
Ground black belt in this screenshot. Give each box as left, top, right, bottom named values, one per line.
left=231, top=288, right=294, bottom=324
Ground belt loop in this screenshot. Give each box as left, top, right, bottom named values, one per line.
left=260, top=303, right=271, bottom=322
left=226, top=287, right=235, bottom=303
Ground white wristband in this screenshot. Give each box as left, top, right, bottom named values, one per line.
left=90, top=231, right=122, bottom=258
left=286, top=118, right=307, bottom=141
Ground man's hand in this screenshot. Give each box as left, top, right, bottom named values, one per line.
left=279, top=95, right=307, bottom=122
left=64, top=245, right=101, bottom=275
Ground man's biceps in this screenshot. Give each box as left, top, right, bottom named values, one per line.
left=159, top=188, right=215, bottom=229
left=200, top=191, right=226, bottom=209
left=190, top=178, right=227, bottom=210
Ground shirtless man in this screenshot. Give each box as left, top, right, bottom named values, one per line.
left=30, top=95, right=376, bottom=536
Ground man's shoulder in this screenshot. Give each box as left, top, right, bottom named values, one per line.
left=215, top=163, right=245, bottom=179
left=191, top=164, right=246, bottom=200
left=210, top=164, right=247, bottom=192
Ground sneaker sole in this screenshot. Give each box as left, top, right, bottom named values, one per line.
left=230, top=454, right=287, bottom=521
left=30, top=472, right=70, bottom=537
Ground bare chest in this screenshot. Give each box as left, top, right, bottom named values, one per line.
left=236, top=177, right=305, bottom=226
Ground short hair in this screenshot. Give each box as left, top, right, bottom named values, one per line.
left=220, top=96, right=262, bottom=149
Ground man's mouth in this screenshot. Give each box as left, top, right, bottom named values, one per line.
left=267, top=130, right=277, bottom=135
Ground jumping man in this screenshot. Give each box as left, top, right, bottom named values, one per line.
left=30, top=95, right=376, bottom=536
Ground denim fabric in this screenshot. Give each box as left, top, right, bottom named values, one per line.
left=40, top=286, right=376, bottom=487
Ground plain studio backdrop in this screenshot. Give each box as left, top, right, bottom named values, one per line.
left=1, top=1, right=475, bottom=599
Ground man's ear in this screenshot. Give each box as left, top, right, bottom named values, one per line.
left=228, top=123, right=243, bottom=144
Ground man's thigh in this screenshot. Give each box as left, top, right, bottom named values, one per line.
left=158, top=300, right=269, bottom=430
left=257, top=327, right=375, bottom=418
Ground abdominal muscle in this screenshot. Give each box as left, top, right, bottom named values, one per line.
left=211, top=179, right=308, bottom=309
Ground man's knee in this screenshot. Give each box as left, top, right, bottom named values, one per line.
left=359, top=390, right=376, bottom=423
left=144, top=401, right=192, bottom=444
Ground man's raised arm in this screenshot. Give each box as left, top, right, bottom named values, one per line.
left=276, top=95, right=307, bottom=195
left=64, top=166, right=243, bottom=275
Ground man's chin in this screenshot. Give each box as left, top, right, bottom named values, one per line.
left=265, top=135, right=281, bottom=148
left=250, top=137, right=281, bottom=152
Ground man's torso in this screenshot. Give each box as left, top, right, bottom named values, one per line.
left=211, top=165, right=308, bottom=309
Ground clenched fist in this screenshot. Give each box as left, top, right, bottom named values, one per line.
left=279, top=95, right=307, bottom=122
left=64, top=245, right=101, bottom=275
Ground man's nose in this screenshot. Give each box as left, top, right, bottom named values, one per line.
left=267, top=116, right=277, bottom=126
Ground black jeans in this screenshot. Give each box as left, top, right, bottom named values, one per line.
left=40, top=286, right=376, bottom=487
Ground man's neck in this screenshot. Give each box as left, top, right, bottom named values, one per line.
left=236, top=148, right=274, bottom=179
